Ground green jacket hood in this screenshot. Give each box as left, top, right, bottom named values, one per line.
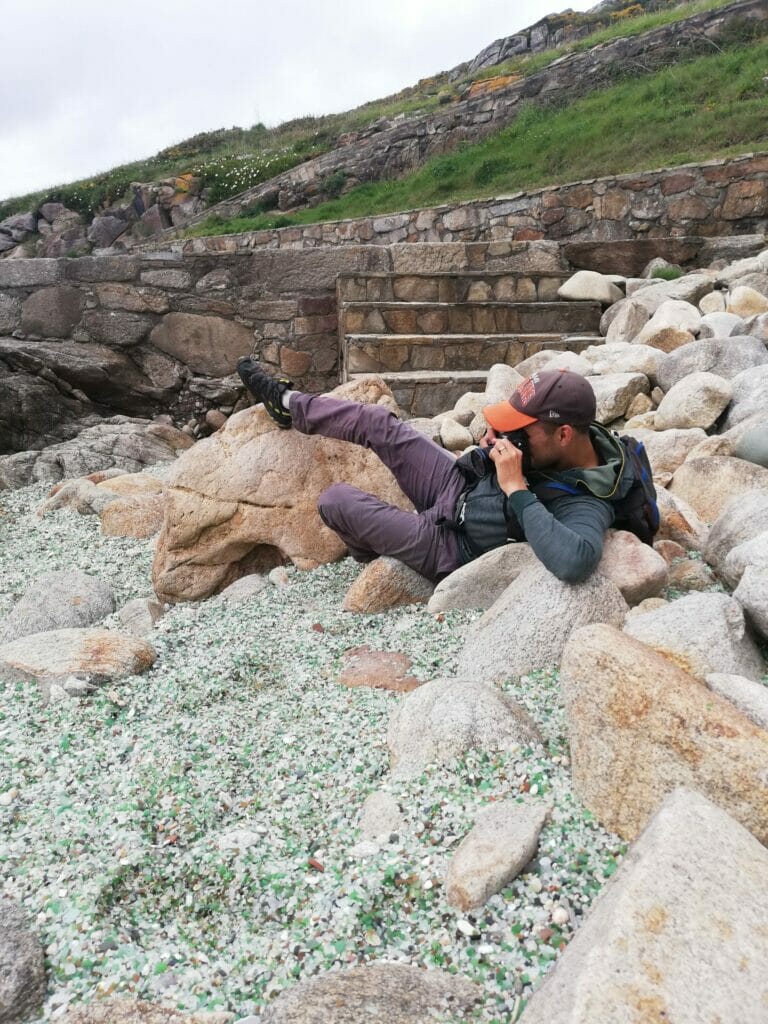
left=528, top=423, right=634, bottom=501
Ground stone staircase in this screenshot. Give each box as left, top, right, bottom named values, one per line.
left=337, top=270, right=602, bottom=416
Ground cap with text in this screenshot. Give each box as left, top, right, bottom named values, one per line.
left=483, top=368, right=596, bottom=432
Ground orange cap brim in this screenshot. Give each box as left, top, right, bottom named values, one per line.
left=483, top=400, right=538, bottom=432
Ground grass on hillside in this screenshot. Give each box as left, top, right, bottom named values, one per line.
left=0, top=0, right=740, bottom=221
left=470, top=0, right=734, bottom=83
left=186, top=38, right=768, bottom=237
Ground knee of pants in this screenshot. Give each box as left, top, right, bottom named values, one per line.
left=317, top=483, right=355, bottom=529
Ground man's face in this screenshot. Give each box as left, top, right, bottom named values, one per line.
left=521, top=421, right=567, bottom=470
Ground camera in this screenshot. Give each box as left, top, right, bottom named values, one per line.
left=466, top=429, right=531, bottom=479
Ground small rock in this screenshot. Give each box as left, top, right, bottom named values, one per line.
left=338, top=646, right=421, bottom=692
left=259, top=964, right=482, bottom=1024
left=446, top=799, right=549, bottom=911
left=118, top=597, right=165, bottom=636
left=387, top=677, right=542, bottom=779
left=0, top=898, right=46, bottom=1024
left=342, top=557, right=434, bottom=613
left=214, top=574, right=269, bottom=606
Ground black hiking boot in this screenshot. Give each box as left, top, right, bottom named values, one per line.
left=236, top=357, right=293, bottom=429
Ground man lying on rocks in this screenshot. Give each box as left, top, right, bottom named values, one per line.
left=236, top=359, right=651, bottom=584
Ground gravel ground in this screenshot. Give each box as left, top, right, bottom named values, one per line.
left=0, top=477, right=627, bottom=1022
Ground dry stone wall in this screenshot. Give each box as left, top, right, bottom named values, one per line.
left=149, top=154, right=768, bottom=263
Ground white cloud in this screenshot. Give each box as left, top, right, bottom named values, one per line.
left=0, top=0, right=594, bottom=201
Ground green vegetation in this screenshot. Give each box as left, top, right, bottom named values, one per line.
left=650, top=266, right=685, bottom=280
left=186, top=38, right=768, bottom=237
left=0, top=0, right=746, bottom=222
left=472, top=0, right=735, bottom=83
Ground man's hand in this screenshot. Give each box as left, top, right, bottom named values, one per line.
left=489, top=437, right=528, bottom=495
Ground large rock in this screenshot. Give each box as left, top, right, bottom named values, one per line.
left=722, top=530, right=768, bottom=590
left=456, top=565, right=628, bottom=683
left=634, top=299, right=700, bottom=352
left=596, top=530, right=667, bottom=605
left=623, top=592, right=764, bottom=681
left=387, top=677, right=541, bottom=780
left=260, top=964, right=483, bottom=1024
left=588, top=372, right=648, bottom=424
left=705, top=672, right=768, bottom=728
left=722, top=364, right=768, bottom=431
left=100, top=492, right=165, bottom=538
left=697, top=310, right=744, bottom=338
left=61, top=1002, right=232, bottom=1024
left=557, top=271, right=622, bottom=305
left=584, top=341, right=666, bottom=386
left=703, top=489, right=768, bottom=578
left=604, top=299, right=650, bottom=344
left=734, top=423, right=768, bottom=469
left=734, top=564, right=768, bottom=640
left=0, top=898, right=46, bottom=1024
left=560, top=624, right=768, bottom=842
left=654, top=487, right=710, bottom=551
left=669, top=456, right=768, bottom=523
left=0, top=628, right=157, bottom=689
left=152, top=383, right=412, bottom=602
left=654, top=371, right=731, bottom=430
left=727, top=284, right=768, bottom=317
left=656, top=335, right=768, bottom=391
left=520, top=789, right=768, bottom=1024
left=149, top=313, right=254, bottom=377
left=635, top=426, right=707, bottom=479
left=0, top=570, right=115, bottom=644
left=427, top=543, right=537, bottom=612
left=342, top=557, right=434, bottom=613
left=0, top=418, right=192, bottom=491
left=446, top=799, right=549, bottom=911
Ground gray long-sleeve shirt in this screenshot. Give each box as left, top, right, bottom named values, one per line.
left=506, top=489, right=615, bottom=583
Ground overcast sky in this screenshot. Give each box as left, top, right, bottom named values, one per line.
left=1, top=0, right=596, bottom=203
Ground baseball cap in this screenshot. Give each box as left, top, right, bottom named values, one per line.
left=483, top=368, right=596, bottom=432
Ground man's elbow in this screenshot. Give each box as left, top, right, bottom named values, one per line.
left=543, top=546, right=601, bottom=584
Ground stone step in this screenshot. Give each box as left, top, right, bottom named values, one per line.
left=350, top=370, right=490, bottom=419
left=337, top=270, right=569, bottom=304
left=340, top=300, right=602, bottom=337
left=344, top=332, right=600, bottom=376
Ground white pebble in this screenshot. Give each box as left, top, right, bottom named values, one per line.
left=552, top=906, right=570, bottom=926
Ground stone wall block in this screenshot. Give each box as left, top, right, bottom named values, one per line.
left=722, top=180, right=768, bottom=220
left=82, top=310, right=153, bottom=347
left=149, top=313, right=254, bottom=376
left=95, top=283, right=169, bottom=314
left=21, top=286, right=85, bottom=337
left=65, top=256, right=140, bottom=282
left=0, top=259, right=60, bottom=287
left=140, top=269, right=192, bottom=289
left=0, top=293, right=21, bottom=334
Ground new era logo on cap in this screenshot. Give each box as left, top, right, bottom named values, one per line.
left=483, top=368, right=596, bottom=432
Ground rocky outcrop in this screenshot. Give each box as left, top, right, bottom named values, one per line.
left=521, top=789, right=768, bottom=1024
left=0, top=418, right=191, bottom=490
left=152, top=381, right=413, bottom=602
left=560, top=624, right=768, bottom=843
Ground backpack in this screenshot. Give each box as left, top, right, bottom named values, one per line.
left=610, top=434, right=660, bottom=545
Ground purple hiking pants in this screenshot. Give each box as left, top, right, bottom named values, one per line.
left=291, top=393, right=466, bottom=581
